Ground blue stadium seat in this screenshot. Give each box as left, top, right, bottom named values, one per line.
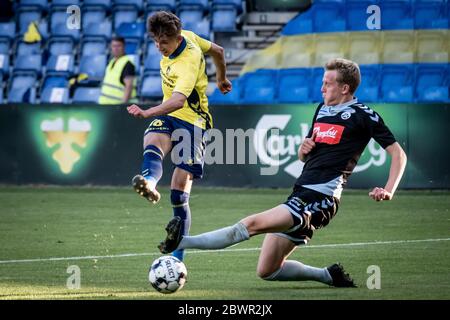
left=16, top=41, right=41, bottom=57
left=46, top=54, right=75, bottom=75
left=178, top=7, right=205, bottom=25
left=415, top=64, right=448, bottom=102
left=114, top=0, right=143, bottom=11
left=313, top=2, right=345, bottom=33
left=18, top=9, right=42, bottom=35
left=41, top=74, right=69, bottom=91
left=8, top=73, right=38, bottom=103
left=146, top=0, right=176, bottom=12
left=51, top=0, right=81, bottom=11
left=83, top=0, right=112, bottom=10
left=0, top=22, right=15, bottom=43
left=311, top=67, right=325, bottom=103
left=281, top=10, right=313, bottom=35
left=82, top=9, right=107, bottom=30
left=0, top=41, right=9, bottom=54
left=116, top=22, right=145, bottom=40
left=179, top=0, right=209, bottom=11
left=277, top=69, right=312, bottom=103
left=78, top=54, right=107, bottom=83
left=124, top=39, right=140, bottom=55
left=14, top=54, right=42, bottom=75
left=380, top=64, right=414, bottom=102
left=208, top=79, right=241, bottom=104
left=211, top=5, right=237, bottom=32
left=356, top=65, right=380, bottom=103
left=83, top=21, right=112, bottom=40
left=37, top=19, right=49, bottom=40
left=80, top=39, right=107, bottom=57
left=40, top=87, right=70, bottom=103
left=0, top=53, right=10, bottom=77
left=140, top=72, right=163, bottom=99
left=48, top=38, right=74, bottom=56
left=51, top=23, right=80, bottom=42
left=414, top=0, right=448, bottom=29
left=73, top=87, right=101, bottom=104
left=380, top=1, right=414, bottom=30
left=113, top=8, right=138, bottom=31
left=241, top=70, right=277, bottom=104
left=18, top=0, right=49, bottom=11
left=183, top=19, right=210, bottom=39
left=50, top=11, right=67, bottom=31
left=346, top=0, right=379, bottom=31
left=144, top=42, right=162, bottom=72
left=212, top=0, right=244, bottom=14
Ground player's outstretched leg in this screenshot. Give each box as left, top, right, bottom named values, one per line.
left=158, top=218, right=250, bottom=254
left=133, top=144, right=164, bottom=204
left=132, top=174, right=161, bottom=204
left=158, top=216, right=184, bottom=254
left=326, top=263, right=357, bottom=287
left=170, top=190, right=191, bottom=261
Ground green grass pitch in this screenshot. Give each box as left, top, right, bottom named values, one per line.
left=0, top=187, right=449, bottom=300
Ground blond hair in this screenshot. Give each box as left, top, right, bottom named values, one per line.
left=325, top=58, right=361, bottom=94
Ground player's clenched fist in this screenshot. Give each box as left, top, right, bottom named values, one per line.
left=217, top=78, right=232, bottom=94
left=127, top=104, right=146, bottom=118
left=368, top=187, right=393, bottom=201
left=298, top=131, right=317, bottom=161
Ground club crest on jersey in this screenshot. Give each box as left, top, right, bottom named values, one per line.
left=313, top=123, right=345, bottom=145
left=341, top=111, right=351, bottom=120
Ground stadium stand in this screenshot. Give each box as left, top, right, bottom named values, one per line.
left=210, top=0, right=449, bottom=104
left=1, top=1, right=448, bottom=105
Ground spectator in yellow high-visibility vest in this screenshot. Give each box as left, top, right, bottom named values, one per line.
left=99, top=37, right=137, bottom=105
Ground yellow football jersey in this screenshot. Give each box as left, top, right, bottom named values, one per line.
left=160, top=30, right=212, bottom=129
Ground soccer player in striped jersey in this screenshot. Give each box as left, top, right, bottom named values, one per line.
left=158, top=58, right=407, bottom=287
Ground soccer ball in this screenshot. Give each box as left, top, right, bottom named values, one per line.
left=148, top=256, right=187, bottom=294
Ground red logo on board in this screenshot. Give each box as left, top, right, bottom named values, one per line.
left=313, top=123, right=344, bottom=145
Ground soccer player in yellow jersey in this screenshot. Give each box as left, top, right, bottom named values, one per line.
left=127, top=11, right=231, bottom=261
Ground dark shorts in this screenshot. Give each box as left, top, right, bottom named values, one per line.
left=276, top=186, right=339, bottom=245
left=144, top=115, right=207, bottom=179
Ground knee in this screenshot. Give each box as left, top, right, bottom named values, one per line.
left=170, top=189, right=189, bottom=205
left=240, top=215, right=260, bottom=236
left=256, top=264, right=280, bottom=280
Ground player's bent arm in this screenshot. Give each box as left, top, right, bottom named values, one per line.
left=383, top=142, right=407, bottom=196
left=206, top=43, right=231, bottom=93
left=143, top=92, right=187, bottom=118
left=369, top=142, right=407, bottom=201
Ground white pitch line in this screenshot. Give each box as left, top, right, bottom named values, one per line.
left=0, top=237, right=449, bottom=265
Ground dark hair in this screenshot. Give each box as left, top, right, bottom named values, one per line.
left=325, top=58, right=361, bottom=94
left=147, top=11, right=182, bottom=39
left=112, top=36, right=125, bottom=45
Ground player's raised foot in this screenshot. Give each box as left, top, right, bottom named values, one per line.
left=158, top=216, right=183, bottom=254
left=132, top=174, right=161, bottom=204
left=327, top=263, right=357, bottom=288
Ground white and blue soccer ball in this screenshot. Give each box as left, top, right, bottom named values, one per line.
left=148, top=256, right=187, bottom=294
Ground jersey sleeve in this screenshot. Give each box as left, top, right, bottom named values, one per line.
left=366, top=110, right=397, bottom=149
left=173, top=55, right=201, bottom=98
left=188, top=30, right=211, bottom=53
